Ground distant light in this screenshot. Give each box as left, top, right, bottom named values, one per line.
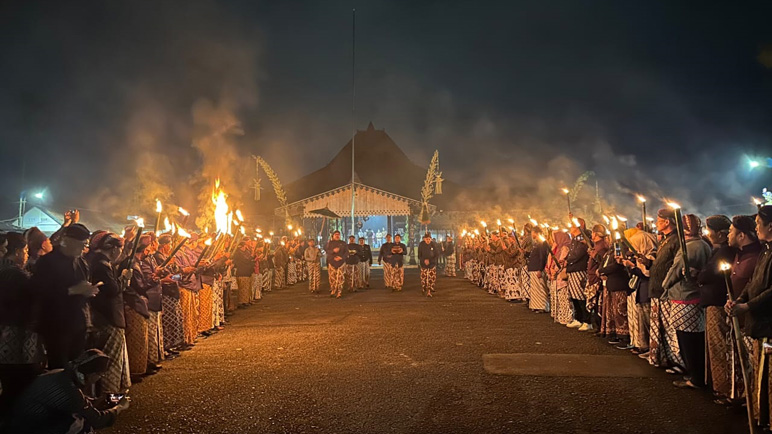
left=33, top=192, right=44, bottom=199
left=750, top=160, right=761, bottom=169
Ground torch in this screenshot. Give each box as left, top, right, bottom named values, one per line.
left=480, top=220, right=487, bottom=235
left=668, top=202, right=692, bottom=282
left=194, top=237, right=214, bottom=268
left=160, top=227, right=191, bottom=268
left=561, top=187, right=571, bottom=214
left=121, top=218, right=145, bottom=290
left=228, top=226, right=246, bottom=256
left=719, top=262, right=756, bottom=432
left=178, top=206, right=190, bottom=227
left=508, top=218, right=521, bottom=248
left=154, top=199, right=163, bottom=234
left=637, top=195, right=647, bottom=231
left=616, top=215, right=628, bottom=230
left=538, top=234, right=562, bottom=274
left=573, top=217, right=593, bottom=249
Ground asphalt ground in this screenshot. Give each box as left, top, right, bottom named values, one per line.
left=106, top=268, right=748, bottom=434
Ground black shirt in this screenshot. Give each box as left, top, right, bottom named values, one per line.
left=388, top=243, right=407, bottom=267
left=87, top=252, right=125, bottom=328
left=418, top=241, right=440, bottom=268
left=346, top=243, right=362, bottom=265
left=30, top=248, right=90, bottom=334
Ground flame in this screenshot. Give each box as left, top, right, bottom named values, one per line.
left=211, top=179, right=229, bottom=234
left=280, top=240, right=286, bottom=246
left=256, top=228, right=262, bottom=233
left=204, top=238, right=213, bottom=246
left=611, top=217, right=619, bottom=230
left=614, top=232, right=621, bottom=240
left=155, top=199, right=162, bottom=213
left=529, top=218, right=538, bottom=226
left=170, top=222, right=177, bottom=235
left=240, top=226, right=246, bottom=235
left=177, top=227, right=191, bottom=238
left=204, top=227, right=209, bottom=234
left=602, top=215, right=610, bottom=224
left=719, top=262, right=731, bottom=272
left=561, top=228, right=569, bottom=232
left=135, top=218, right=145, bottom=228
left=538, top=234, right=546, bottom=242
left=474, top=229, right=480, bottom=235
left=288, top=224, right=293, bottom=230
left=667, top=201, right=681, bottom=209
left=236, top=209, right=244, bottom=222
left=227, top=213, right=233, bottom=235
left=163, top=217, right=171, bottom=232
left=753, top=197, right=763, bottom=206
left=616, top=215, right=628, bottom=222
left=637, top=195, right=647, bottom=203
left=572, top=217, right=581, bottom=228
left=255, top=234, right=263, bottom=239
left=265, top=239, right=272, bottom=244
left=646, top=217, right=655, bottom=222
left=461, top=229, right=467, bottom=237
left=297, top=228, right=302, bottom=235
left=561, top=187, right=570, bottom=194
left=702, top=228, right=710, bottom=236
left=480, top=221, right=487, bottom=228
left=178, top=207, right=189, bottom=216
left=269, top=231, right=274, bottom=236
left=496, top=219, right=502, bottom=227
left=507, top=218, right=515, bottom=224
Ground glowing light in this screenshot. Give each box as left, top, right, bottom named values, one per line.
left=616, top=215, right=628, bottom=222
left=135, top=218, right=145, bottom=228
left=637, top=195, right=647, bottom=203
left=474, top=229, right=480, bottom=235
left=235, top=209, right=244, bottom=222
left=538, top=235, right=546, bottom=242
left=646, top=217, right=655, bottom=222
left=750, top=160, right=761, bottom=169
left=280, top=240, right=286, bottom=246
left=33, top=192, right=44, bottom=199
left=529, top=218, right=539, bottom=226
left=461, top=229, right=467, bottom=237
left=204, top=238, right=213, bottom=246
left=667, top=202, right=681, bottom=209
left=496, top=219, right=502, bottom=227
left=719, top=262, right=731, bottom=272
left=480, top=221, right=487, bottom=228
left=155, top=199, right=163, bottom=213
left=611, top=217, right=619, bottom=231
left=240, top=226, right=246, bottom=235
left=265, top=239, right=272, bottom=244
left=211, top=179, right=229, bottom=234
left=178, top=207, right=189, bottom=216
left=164, top=217, right=171, bottom=232
left=507, top=218, right=515, bottom=224
left=753, top=197, right=763, bottom=206
left=614, top=232, right=621, bottom=240
left=572, top=217, right=581, bottom=228
left=297, top=228, right=302, bottom=235
left=561, top=188, right=570, bottom=195
left=702, top=228, right=710, bottom=236
left=602, top=215, right=610, bottom=224
left=177, top=227, right=191, bottom=238
left=288, top=224, right=293, bottom=230
left=269, top=231, right=274, bottom=236
left=256, top=228, right=262, bottom=233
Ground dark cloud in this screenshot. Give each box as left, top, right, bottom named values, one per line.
left=1, top=0, right=771, bottom=226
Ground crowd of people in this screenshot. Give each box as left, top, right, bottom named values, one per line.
left=0, top=211, right=462, bottom=432
left=460, top=205, right=772, bottom=431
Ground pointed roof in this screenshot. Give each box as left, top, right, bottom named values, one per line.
left=283, top=123, right=462, bottom=209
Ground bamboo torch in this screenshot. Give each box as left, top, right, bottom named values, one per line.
left=122, top=218, right=145, bottom=289
left=720, top=262, right=757, bottom=433
left=561, top=188, right=571, bottom=214
left=154, top=199, right=163, bottom=234
left=637, top=195, right=647, bottom=232
left=668, top=202, right=692, bottom=282
left=194, top=237, right=214, bottom=268
left=160, top=227, right=191, bottom=268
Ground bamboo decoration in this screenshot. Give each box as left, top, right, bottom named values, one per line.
left=419, top=150, right=440, bottom=224
left=253, top=156, right=288, bottom=208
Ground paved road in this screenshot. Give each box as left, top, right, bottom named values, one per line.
left=107, top=269, right=748, bottom=434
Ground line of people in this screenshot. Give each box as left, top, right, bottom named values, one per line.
left=462, top=207, right=772, bottom=430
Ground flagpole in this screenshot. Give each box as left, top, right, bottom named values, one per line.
left=350, top=8, right=356, bottom=236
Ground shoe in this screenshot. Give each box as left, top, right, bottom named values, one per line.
left=566, top=320, right=582, bottom=328
left=673, top=380, right=701, bottom=389
left=615, top=344, right=634, bottom=350
left=608, top=339, right=621, bottom=345
left=665, top=366, right=685, bottom=375
left=578, top=323, right=594, bottom=332
left=637, top=352, right=650, bottom=359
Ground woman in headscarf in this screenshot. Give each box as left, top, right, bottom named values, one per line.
left=663, top=214, right=713, bottom=389
left=548, top=230, right=573, bottom=324
left=598, top=230, right=631, bottom=346
left=622, top=228, right=658, bottom=356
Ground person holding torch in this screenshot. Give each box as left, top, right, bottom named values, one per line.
left=727, top=206, right=772, bottom=428
left=662, top=214, right=712, bottom=389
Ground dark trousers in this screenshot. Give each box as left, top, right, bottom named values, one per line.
left=43, top=329, right=86, bottom=369
left=676, top=330, right=705, bottom=386
left=571, top=299, right=590, bottom=324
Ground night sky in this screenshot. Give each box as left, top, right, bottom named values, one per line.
left=1, top=1, right=771, bottom=222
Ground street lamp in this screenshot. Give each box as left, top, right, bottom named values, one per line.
left=18, top=190, right=47, bottom=227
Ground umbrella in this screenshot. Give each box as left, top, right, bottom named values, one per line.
left=308, top=207, right=340, bottom=219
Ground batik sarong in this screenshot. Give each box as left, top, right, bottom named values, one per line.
left=393, top=265, right=405, bottom=290
left=147, top=311, right=164, bottom=365
left=445, top=254, right=456, bottom=277
left=706, top=305, right=733, bottom=398
left=420, top=267, right=437, bottom=293
left=179, top=288, right=198, bottom=345
left=383, top=263, right=394, bottom=288
left=628, top=296, right=650, bottom=350
left=308, top=262, right=321, bottom=292
left=237, top=277, right=251, bottom=306
left=274, top=266, right=286, bottom=289
left=287, top=262, right=297, bottom=286
left=96, top=324, right=131, bottom=393
left=162, top=295, right=184, bottom=350
left=197, top=283, right=214, bottom=333
left=528, top=271, right=549, bottom=311
left=567, top=271, right=587, bottom=300
left=125, top=308, right=148, bottom=375
left=648, top=298, right=684, bottom=368
left=213, top=279, right=225, bottom=327
left=555, top=281, right=573, bottom=324
left=328, top=265, right=345, bottom=296
left=600, top=289, right=628, bottom=338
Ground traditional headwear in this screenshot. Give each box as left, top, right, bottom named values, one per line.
left=71, top=349, right=110, bottom=375
left=552, top=231, right=571, bottom=250
left=158, top=234, right=173, bottom=245
left=26, top=227, right=48, bottom=253
left=757, top=205, right=772, bottom=225
left=657, top=208, right=676, bottom=223
left=732, top=215, right=757, bottom=240
left=63, top=223, right=90, bottom=241
left=136, top=234, right=153, bottom=252
left=91, top=231, right=123, bottom=251
left=683, top=214, right=702, bottom=238
left=423, top=232, right=432, bottom=239
left=706, top=215, right=732, bottom=233
left=592, top=224, right=607, bottom=235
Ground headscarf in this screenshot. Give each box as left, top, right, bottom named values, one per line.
left=552, top=231, right=571, bottom=251
left=629, top=231, right=657, bottom=257
left=683, top=214, right=702, bottom=238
